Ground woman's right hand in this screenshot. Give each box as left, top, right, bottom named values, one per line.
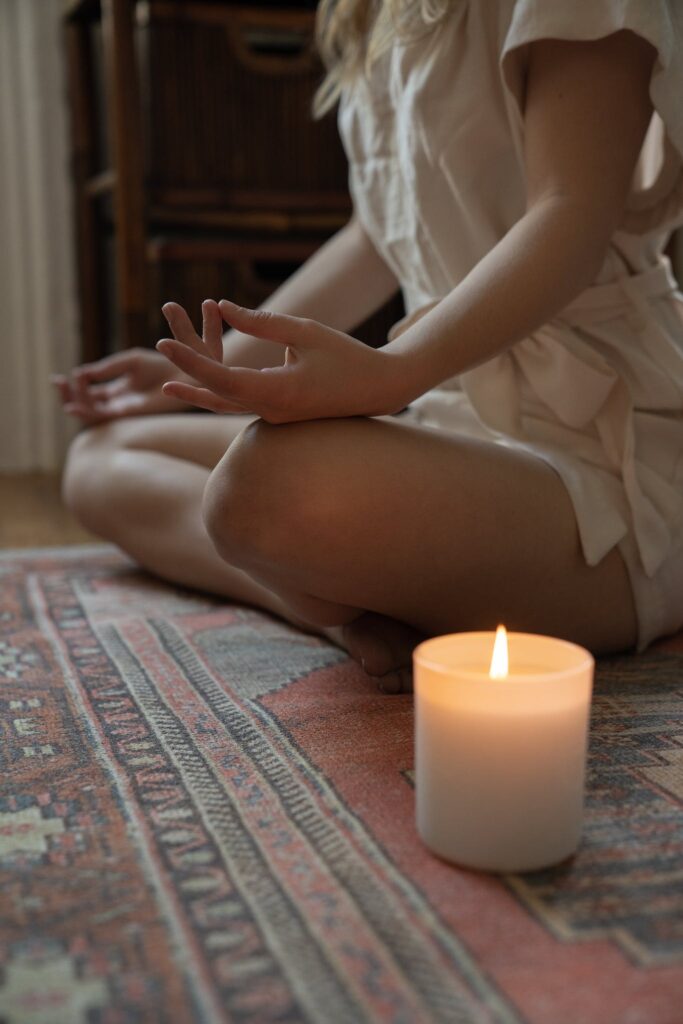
left=52, top=347, right=196, bottom=424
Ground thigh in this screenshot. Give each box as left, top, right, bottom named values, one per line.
left=80, top=412, right=257, bottom=470
left=225, top=415, right=638, bottom=654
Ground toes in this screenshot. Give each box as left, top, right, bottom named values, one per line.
left=377, top=666, right=413, bottom=696
left=333, top=611, right=425, bottom=686
left=342, top=617, right=395, bottom=676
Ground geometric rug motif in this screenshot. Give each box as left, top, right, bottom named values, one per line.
left=505, top=652, right=683, bottom=968
left=1, top=545, right=682, bottom=1024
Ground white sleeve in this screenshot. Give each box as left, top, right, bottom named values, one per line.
left=500, top=0, right=683, bottom=234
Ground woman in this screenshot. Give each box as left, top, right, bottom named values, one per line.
left=56, top=0, right=683, bottom=692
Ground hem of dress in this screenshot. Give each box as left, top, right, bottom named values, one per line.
left=397, top=398, right=683, bottom=651
left=515, top=446, right=683, bottom=652
left=504, top=443, right=654, bottom=652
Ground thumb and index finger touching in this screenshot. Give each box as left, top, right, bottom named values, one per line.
left=51, top=350, right=139, bottom=396
left=54, top=299, right=310, bottom=415
left=157, top=300, right=315, bottom=409
left=218, top=299, right=315, bottom=349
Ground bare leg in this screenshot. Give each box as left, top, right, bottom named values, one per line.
left=62, top=415, right=325, bottom=631
left=64, top=412, right=639, bottom=696
left=62, top=414, right=431, bottom=688
left=201, top=417, right=639, bottom=671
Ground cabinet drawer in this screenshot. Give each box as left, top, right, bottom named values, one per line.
left=140, top=2, right=350, bottom=212
left=147, top=235, right=404, bottom=348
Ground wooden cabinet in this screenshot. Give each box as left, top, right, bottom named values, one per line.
left=62, top=0, right=403, bottom=362
left=143, top=4, right=349, bottom=210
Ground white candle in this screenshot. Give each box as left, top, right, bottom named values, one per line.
left=414, top=628, right=594, bottom=873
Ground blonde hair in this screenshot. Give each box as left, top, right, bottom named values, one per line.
left=313, top=0, right=450, bottom=118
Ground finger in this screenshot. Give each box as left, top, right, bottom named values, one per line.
left=64, top=394, right=136, bottom=424
left=55, top=376, right=102, bottom=414
left=87, top=379, right=127, bottom=399
left=162, top=302, right=205, bottom=355
left=71, top=389, right=102, bottom=412
left=63, top=401, right=108, bottom=425
left=218, top=299, right=312, bottom=348
left=156, top=338, right=281, bottom=405
left=73, top=372, right=92, bottom=404
left=202, top=299, right=224, bottom=362
left=162, top=380, right=251, bottom=415
left=74, top=351, right=138, bottom=383
left=51, top=375, right=74, bottom=405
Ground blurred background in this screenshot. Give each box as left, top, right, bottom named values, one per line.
left=0, top=0, right=401, bottom=480
left=0, top=0, right=681, bottom=539
left=0, top=0, right=404, bottom=544
left=1, top=0, right=79, bottom=474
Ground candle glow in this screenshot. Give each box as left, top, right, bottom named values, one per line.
left=489, top=624, right=508, bottom=679
left=414, top=631, right=595, bottom=872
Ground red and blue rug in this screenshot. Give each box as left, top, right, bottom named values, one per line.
left=1, top=545, right=682, bottom=1023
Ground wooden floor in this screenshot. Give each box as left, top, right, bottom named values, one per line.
left=0, top=472, right=97, bottom=548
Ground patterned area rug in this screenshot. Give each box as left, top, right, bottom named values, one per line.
left=1, top=545, right=682, bottom=1024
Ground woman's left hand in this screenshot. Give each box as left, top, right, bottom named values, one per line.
left=156, top=299, right=409, bottom=423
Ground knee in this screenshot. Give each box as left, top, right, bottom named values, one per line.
left=61, top=418, right=141, bottom=528
left=202, top=419, right=312, bottom=568
left=202, top=419, right=279, bottom=566
left=62, top=423, right=109, bottom=519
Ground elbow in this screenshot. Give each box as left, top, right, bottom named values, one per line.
left=529, top=191, right=615, bottom=290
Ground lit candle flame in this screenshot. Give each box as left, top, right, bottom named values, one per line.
left=489, top=625, right=509, bottom=679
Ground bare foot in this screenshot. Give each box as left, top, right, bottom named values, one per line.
left=324, top=611, right=426, bottom=694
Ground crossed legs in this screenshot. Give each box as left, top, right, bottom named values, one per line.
left=202, top=415, right=637, bottom=650
left=61, top=413, right=318, bottom=631
left=63, top=411, right=638, bottom=688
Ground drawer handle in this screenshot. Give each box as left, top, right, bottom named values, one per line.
left=140, top=4, right=317, bottom=76
left=226, top=22, right=316, bottom=75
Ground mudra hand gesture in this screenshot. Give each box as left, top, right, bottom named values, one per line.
left=157, top=298, right=408, bottom=424
left=52, top=347, right=195, bottom=423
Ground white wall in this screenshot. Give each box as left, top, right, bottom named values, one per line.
left=0, top=0, right=79, bottom=470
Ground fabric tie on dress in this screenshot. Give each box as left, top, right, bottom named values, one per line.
left=619, top=131, right=683, bottom=237
left=460, top=260, right=683, bottom=577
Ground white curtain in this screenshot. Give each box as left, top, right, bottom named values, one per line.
left=0, top=0, right=79, bottom=470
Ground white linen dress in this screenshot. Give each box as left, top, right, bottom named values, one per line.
left=337, top=0, right=683, bottom=650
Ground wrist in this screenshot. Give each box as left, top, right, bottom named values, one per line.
left=382, top=300, right=450, bottom=402
left=376, top=348, right=423, bottom=413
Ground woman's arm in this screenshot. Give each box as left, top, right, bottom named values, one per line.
left=157, top=30, right=658, bottom=423
left=221, top=216, right=400, bottom=369
left=383, top=29, right=656, bottom=399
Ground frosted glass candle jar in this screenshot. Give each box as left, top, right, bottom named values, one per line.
left=414, top=631, right=594, bottom=873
